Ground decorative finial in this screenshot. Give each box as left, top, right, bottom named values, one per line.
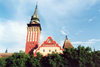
left=66, top=35, right=68, bottom=39
left=36, top=1, right=38, bottom=9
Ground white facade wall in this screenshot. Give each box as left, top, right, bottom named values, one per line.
left=37, top=47, right=63, bottom=56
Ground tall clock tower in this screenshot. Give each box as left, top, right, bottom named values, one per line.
left=25, top=5, right=41, bottom=55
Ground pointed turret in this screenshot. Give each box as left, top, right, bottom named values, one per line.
left=31, top=4, right=40, bottom=23
left=63, top=35, right=73, bottom=48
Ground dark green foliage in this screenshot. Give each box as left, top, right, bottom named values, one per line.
left=41, top=52, right=65, bottom=67
left=0, top=46, right=100, bottom=67
left=63, top=46, right=95, bottom=67
left=0, top=57, right=6, bottom=67
left=26, top=52, right=42, bottom=67
left=93, top=51, right=100, bottom=67
left=26, top=56, right=40, bottom=67
left=6, top=53, right=29, bottom=67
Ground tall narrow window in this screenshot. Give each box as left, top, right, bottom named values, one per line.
left=55, top=49, right=57, bottom=52
left=33, top=32, right=34, bottom=41
left=30, top=32, right=32, bottom=41
left=43, top=49, right=45, bottom=52
left=35, top=31, right=37, bottom=41
left=49, top=50, right=51, bottom=52
left=28, top=31, right=30, bottom=42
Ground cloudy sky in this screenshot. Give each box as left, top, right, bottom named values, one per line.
left=0, top=0, right=100, bottom=52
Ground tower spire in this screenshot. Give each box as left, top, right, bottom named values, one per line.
left=63, top=35, right=73, bottom=48
left=31, top=3, right=40, bottom=23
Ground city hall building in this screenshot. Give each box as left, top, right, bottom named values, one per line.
left=25, top=5, right=73, bottom=56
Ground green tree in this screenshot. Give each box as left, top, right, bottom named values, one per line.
left=63, top=45, right=95, bottom=67
left=0, top=46, right=99, bottom=67
left=26, top=52, right=42, bottom=67
left=41, top=52, right=64, bottom=67
left=6, top=53, right=29, bottom=67
left=0, top=57, right=6, bottom=67
left=19, top=50, right=24, bottom=53
left=63, top=47, right=78, bottom=67
left=93, top=51, right=100, bottom=67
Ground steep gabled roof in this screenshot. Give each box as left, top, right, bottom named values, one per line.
left=63, top=36, right=73, bottom=48
left=34, top=36, right=63, bottom=56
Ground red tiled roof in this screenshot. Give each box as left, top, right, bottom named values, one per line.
left=0, top=55, right=2, bottom=58
left=63, top=38, right=73, bottom=48
left=0, top=53, right=13, bottom=58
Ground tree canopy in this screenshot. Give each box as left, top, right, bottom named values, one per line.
left=0, top=46, right=100, bottom=67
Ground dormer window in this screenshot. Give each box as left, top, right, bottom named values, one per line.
left=47, top=39, right=52, bottom=43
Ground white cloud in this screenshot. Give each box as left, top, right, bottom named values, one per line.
left=60, top=27, right=70, bottom=36
left=61, top=30, right=67, bottom=35
left=88, top=16, right=96, bottom=22
left=88, top=39, right=100, bottom=42
left=0, top=19, right=48, bottom=52
left=72, top=39, right=100, bottom=45
left=60, top=40, right=64, bottom=47
left=88, top=18, right=93, bottom=22
left=71, top=39, right=100, bottom=49
left=72, top=41, right=93, bottom=45
left=0, top=20, right=26, bottom=52
left=0, top=45, right=6, bottom=53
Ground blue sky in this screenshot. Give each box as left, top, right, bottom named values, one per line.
left=0, top=0, right=100, bottom=52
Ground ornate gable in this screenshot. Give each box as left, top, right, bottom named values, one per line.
left=34, top=36, right=63, bottom=56
left=41, top=36, right=57, bottom=47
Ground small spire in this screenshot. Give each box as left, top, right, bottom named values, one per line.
left=5, top=48, right=8, bottom=53
left=63, top=35, right=73, bottom=48
left=66, top=35, right=68, bottom=40
left=66, top=35, right=67, bottom=39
